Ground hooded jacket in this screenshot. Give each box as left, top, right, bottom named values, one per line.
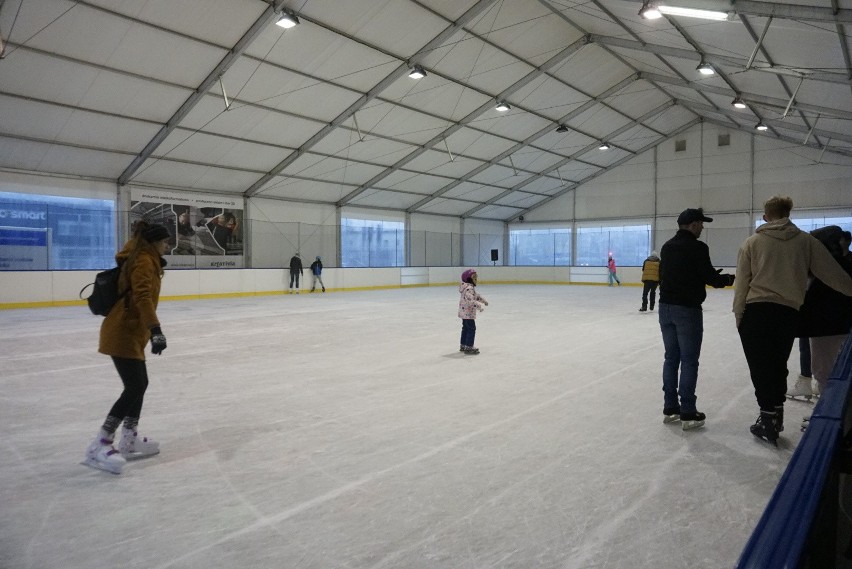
left=458, top=282, right=487, bottom=319
left=99, top=239, right=164, bottom=360
left=733, top=218, right=852, bottom=323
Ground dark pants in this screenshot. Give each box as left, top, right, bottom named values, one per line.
left=641, top=281, right=658, bottom=309
left=107, top=356, right=149, bottom=423
left=799, top=337, right=812, bottom=377
left=289, top=271, right=300, bottom=288
left=460, top=319, right=476, bottom=347
left=738, top=302, right=798, bottom=411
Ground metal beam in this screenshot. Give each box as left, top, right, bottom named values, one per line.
left=622, top=0, right=852, bottom=23
left=243, top=0, right=499, bottom=197
left=461, top=101, right=676, bottom=218
left=336, top=34, right=592, bottom=206
left=403, top=74, right=638, bottom=214
left=118, top=1, right=287, bottom=185
left=507, top=119, right=702, bottom=222
left=591, top=35, right=852, bottom=85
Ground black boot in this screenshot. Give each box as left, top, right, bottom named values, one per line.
left=750, top=411, right=780, bottom=446
left=774, top=405, right=784, bottom=432
left=639, top=304, right=647, bottom=312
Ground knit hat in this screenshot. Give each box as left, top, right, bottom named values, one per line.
left=142, top=223, right=170, bottom=243
left=461, top=269, right=476, bottom=282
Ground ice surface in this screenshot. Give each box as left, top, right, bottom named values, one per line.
left=0, top=285, right=807, bottom=568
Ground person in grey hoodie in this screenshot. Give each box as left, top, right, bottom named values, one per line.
left=734, top=196, right=852, bottom=445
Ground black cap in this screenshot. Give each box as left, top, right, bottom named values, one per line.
left=677, top=208, right=713, bottom=225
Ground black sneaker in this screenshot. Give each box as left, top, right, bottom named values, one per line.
left=663, top=407, right=681, bottom=424
left=680, top=411, right=706, bottom=431
left=464, top=347, right=480, bottom=355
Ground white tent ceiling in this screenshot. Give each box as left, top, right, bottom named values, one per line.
left=0, top=0, right=850, bottom=221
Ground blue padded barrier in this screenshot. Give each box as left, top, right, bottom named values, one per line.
left=735, top=334, right=852, bottom=568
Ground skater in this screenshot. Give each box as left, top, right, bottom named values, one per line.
left=458, top=269, right=488, bottom=355
left=84, top=221, right=169, bottom=474
left=795, top=226, right=852, bottom=415
left=639, top=250, right=660, bottom=311
left=310, top=256, right=326, bottom=292
left=607, top=255, right=621, bottom=286
left=734, top=197, right=852, bottom=446
left=658, top=208, right=734, bottom=430
left=289, top=253, right=303, bottom=293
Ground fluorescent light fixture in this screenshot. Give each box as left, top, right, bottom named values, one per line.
left=408, top=65, right=426, bottom=79
left=276, top=10, right=300, bottom=28
left=556, top=124, right=569, bottom=133
left=495, top=101, right=511, bottom=112
left=598, top=142, right=611, bottom=150
left=639, top=3, right=663, bottom=19
left=731, top=97, right=747, bottom=109
left=657, top=5, right=730, bottom=20
left=755, top=123, right=768, bottom=131
left=696, top=62, right=715, bottom=75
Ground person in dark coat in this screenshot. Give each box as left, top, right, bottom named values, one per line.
left=310, top=256, right=326, bottom=292
left=289, top=253, right=303, bottom=294
left=658, top=208, right=735, bottom=431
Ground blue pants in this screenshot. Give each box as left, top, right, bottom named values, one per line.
left=460, top=319, right=476, bottom=347
left=608, top=271, right=621, bottom=286
left=659, top=303, right=703, bottom=414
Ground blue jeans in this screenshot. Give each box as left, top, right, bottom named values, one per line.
left=658, top=303, right=703, bottom=413
left=460, top=319, right=476, bottom=347
left=608, top=272, right=620, bottom=286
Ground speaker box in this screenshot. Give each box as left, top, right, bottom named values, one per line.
left=490, top=249, right=499, bottom=262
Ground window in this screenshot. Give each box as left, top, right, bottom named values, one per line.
left=509, top=228, right=571, bottom=265
left=755, top=215, right=852, bottom=233
left=0, top=192, right=115, bottom=270
left=575, top=224, right=651, bottom=266
left=341, top=218, right=405, bottom=267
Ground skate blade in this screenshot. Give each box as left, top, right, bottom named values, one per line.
left=750, top=432, right=779, bottom=447
left=121, top=449, right=160, bottom=461
left=682, top=420, right=705, bottom=431
left=663, top=415, right=681, bottom=424
left=81, top=458, right=122, bottom=474
left=785, top=394, right=813, bottom=402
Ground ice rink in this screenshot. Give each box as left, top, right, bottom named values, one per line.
left=1, top=283, right=809, bottom=569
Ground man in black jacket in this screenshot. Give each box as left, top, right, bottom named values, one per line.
left=658, top=208, right=735, bottom=430
left=288, top=253, right=303, bottom=294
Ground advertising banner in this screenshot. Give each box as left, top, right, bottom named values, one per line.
left=130, top=189, right=244, bottom=269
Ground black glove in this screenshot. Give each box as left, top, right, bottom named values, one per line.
left=150, top=326, right=167, bottom=355
left=726, top=274, right=736, bottom=286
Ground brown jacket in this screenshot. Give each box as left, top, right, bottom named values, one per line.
left=98, top=239, right=163, bottom=360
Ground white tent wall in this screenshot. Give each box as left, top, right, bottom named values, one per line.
left=409, top=213, right=460, bottom=268
left=248, top=198, right=337, bottom=269
left=462, top=218, right=505, bottom=267
left=0, top=170, right=117, bottom=201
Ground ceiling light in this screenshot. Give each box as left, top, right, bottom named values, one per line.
left=495, top=101, right=511, bottom=112
left=696, top=62, right=715, bottom=75
left=556, top=125, right=569, bottom=133
left=755, top=123, right=768, bottom=131
left=639, top=2, right=663, bottom=19
left=598, top=142, right=611, bottom=150
left=275, top=10, right=300, bottom=28
left=731, top=97, right=747, bottom=109
left=408, top=65, right=426, bottom=79
left=657, top=5, right=731, bottom=20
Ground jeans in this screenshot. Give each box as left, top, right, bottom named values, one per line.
left=738, top=302, right=798, bottom=411
left=641, top=281, right=658, bottom=309
left=658, top=303, right=703, bottom=413
left=460, top=319, right=476, bottom=347
left=608, top=272, right=621, bottom=286
left=289, top=271, right=300, bottom=289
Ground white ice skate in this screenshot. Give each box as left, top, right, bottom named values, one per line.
left=786, top=375, right=815, bottom=401
left=118, top=428, right=160, bottom=460
left=82, top=436, right=126, bottom=474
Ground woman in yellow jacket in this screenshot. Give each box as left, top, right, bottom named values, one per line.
left=84, top=221, right=170, bottom=474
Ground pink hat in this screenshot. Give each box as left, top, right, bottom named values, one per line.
left=461, top=269, right=476, bottom=282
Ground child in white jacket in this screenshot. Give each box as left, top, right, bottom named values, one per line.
left=458, top=269, right=488, bottom=355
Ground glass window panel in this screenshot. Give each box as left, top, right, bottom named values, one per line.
left=341, top=218, right=405, bottom=267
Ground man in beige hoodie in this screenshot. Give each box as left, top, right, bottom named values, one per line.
left=734, top=196, right=852, bottom=445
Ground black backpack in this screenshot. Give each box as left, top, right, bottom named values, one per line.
left=80, top=264, right=129, bottom=316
